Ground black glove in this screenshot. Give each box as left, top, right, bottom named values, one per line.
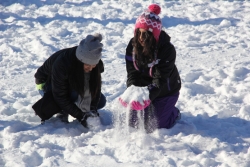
left=90, top=106, right=100, bottom=117
left=78, top=110, right=99, bottom=128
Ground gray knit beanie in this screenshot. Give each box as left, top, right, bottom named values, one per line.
left=76, top=33, right=103, bottom=65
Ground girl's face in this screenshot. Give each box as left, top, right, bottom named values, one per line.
left=138, top=28, right=148, bottom=46
left=83, top=64, right=96, bottom=73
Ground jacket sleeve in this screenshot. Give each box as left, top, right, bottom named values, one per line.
left=34, top=59, right=52, bottom=84
left=34, top=49, right=65, bottom=84
left=51, top=57, right=83, bottom=119
left=149, top=43, right=177, bottom=101
left=125, top=39, right=142, bottom=87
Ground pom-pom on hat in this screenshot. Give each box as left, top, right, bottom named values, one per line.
left=134, top=4, right=162, bottom=42
left=76, top=33, right=103, bottom=65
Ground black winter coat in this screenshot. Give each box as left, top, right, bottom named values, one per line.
left=34, top=46, right=104, bottom=119
left=125, top=31, right=181, bottom=101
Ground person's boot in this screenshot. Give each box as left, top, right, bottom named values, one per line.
left=167, top=107, right=181, bottom=129
left=175, top=107, right=181, bottom=121
left=56, top=111, right=69, bottom=123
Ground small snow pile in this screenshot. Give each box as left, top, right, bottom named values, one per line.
left=119, top=85, right=150, bottom=106
left=87, top=117, right=102, bottom=131
left=219, top=19, right=231, bottom=27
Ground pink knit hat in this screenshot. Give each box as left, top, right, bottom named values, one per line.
left=134, top=4, right=162, bottom=42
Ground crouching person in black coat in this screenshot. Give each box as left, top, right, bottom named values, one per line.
left=32, top=33, right=106, bottom=128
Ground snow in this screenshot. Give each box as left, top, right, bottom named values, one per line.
left=119, top=85, right=150, bottom=104
left=0, top=0, right=250, bottom=166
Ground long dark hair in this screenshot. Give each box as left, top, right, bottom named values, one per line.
left=132, top=28, right=157, bottom=67
left=89, top=63, right=101, bottom=99
left=69, top=55, right=101, bottom=99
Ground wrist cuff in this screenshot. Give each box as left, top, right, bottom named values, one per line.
left=36, top=83, right=45, bottom=90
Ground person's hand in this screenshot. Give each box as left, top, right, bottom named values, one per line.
left=119, top=97, right=151, bottom=110
left=90, top=106, right=100, bottom=117
left=35, top=78, right=45, bottom=90
left=131, top=100, right=151, bottom=110
left=118, top=85, right=151, bottom=111
left=88, top=110, right=99, bottom=117
left=78, top=111, right=99, bottom=128
left=119, top=97, right=128, bottom=107
left=36, top=83, right=45, bottom=90
left=147, top=82, right=158, bottom=91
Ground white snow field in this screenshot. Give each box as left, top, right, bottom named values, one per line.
left=0, top=0, right=250, bottom=166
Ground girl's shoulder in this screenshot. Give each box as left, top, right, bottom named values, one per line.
left=159, top=30, right=171, bottom=43
left=126, top=38, right=134, bottom=53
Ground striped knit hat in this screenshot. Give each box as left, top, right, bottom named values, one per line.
left=134, top=4, right=162, bottom=42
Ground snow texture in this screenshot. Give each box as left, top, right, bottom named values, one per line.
left=0, top=0, right=250, bottom=167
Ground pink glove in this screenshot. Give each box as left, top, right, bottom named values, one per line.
left=119, top=97, right=128, bottom=107
left=131, top=100, right=151, bottom=110
left=119, top=98, right=151, bottom=110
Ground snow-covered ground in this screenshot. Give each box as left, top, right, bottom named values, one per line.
left=0, top=0, right=250, bottom=166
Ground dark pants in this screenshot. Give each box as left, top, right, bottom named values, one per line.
left=129, top=92, right=179, bottom=132
left=153, top=92, right=179, bottom=128
left=96, top=93, right=106, bottom=109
